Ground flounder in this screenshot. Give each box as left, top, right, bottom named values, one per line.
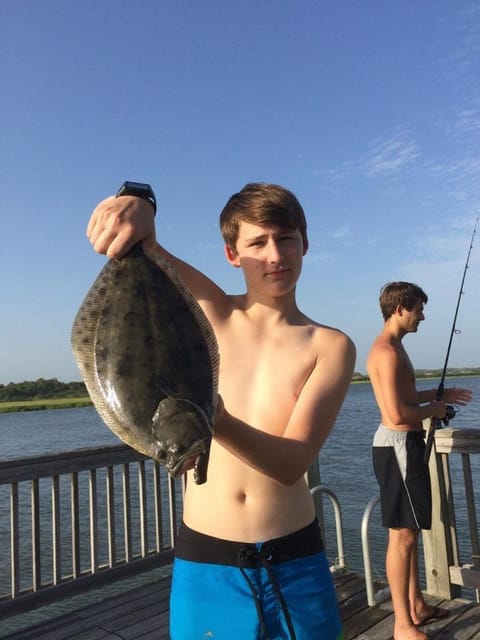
left=71, top=244, right=218, bottom=484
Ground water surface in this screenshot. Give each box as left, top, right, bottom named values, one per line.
left=0, top=377, right=478, bottom=580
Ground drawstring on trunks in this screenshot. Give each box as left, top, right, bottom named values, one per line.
left=239, top=546, right=297, bottom=640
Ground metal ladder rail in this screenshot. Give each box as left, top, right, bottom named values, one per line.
left=310, top=485, right=346, bottom=570
left=361, top=494, right=392, bottom=606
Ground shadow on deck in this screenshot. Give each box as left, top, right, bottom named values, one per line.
left=1, top=570, right=479, bottom=640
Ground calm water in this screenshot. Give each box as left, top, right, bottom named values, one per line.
left=0, top=377, right=479, bottom=581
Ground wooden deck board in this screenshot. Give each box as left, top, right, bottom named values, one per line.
left=1, top=572, right=479, bottom=639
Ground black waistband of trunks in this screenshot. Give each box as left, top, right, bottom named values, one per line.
left=175, top=518, right=324, bottom=568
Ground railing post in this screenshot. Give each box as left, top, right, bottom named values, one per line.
left=422, top=424, right=462, bottom=599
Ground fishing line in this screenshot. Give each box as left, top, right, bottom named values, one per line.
left=424, top=217, right=478, bottom=463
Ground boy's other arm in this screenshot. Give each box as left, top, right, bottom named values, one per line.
left=417, top=387, right=473, bottom=406
left=214, top=331, right=356, bottom=485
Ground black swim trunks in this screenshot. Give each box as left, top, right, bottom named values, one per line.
left=372, top=425, right=432, bottom=530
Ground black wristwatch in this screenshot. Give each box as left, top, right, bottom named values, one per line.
left=116, top=181, right=157, bottom=216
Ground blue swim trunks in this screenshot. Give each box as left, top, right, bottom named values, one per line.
left=170, top=519, right=343, bottom=640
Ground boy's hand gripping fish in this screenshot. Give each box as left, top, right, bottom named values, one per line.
left=71, top=244, right=218, bottom=484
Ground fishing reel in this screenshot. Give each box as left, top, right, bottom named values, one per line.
left=442, top=404, right=457, bottom=426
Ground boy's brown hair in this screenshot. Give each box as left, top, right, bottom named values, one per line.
left=379, top=281, right=428, bottom=321
left=219, top=183, right=308, bottom=251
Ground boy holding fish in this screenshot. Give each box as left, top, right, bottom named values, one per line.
left=87, top=181, right=356, bottom=639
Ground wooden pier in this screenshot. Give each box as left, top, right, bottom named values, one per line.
left=1, top=569, right=479, bottom=639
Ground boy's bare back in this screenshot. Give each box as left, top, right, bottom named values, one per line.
left=366, top=292, right=462, bottom=433
left=367, top=332, right=422, bottom=432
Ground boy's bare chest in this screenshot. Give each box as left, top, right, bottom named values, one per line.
left=215, top=323, right=316, bottom=407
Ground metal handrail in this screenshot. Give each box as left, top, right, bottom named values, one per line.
left=361, top=494, right=383, bottom=606
left=310, top=485, right=346, bottom=570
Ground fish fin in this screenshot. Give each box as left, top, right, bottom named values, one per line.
left=71, top=260, right=118, bottom=422
left=193, top=441, right=211, bottom=485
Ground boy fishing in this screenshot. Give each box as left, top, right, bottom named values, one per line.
left=87, top=181, right=356, bottom=639
left=368, top=281, right=472, bottom=640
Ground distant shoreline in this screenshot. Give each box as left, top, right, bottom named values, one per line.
left=1, top=372, right=478, bottom=413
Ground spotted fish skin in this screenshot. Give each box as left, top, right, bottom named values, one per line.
left=71, top=244, right=218, bottom=484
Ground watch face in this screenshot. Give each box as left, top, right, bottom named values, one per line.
left=123, top=181, right=150, bottom=191
left=117, top=181, right=155, bottom=200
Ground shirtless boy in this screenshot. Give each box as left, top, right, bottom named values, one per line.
left=367, top=281, right=472, bottom=640
left=87, top=181, right=356, bottom=640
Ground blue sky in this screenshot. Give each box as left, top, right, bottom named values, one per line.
left=1, top=0, right=479, bottom=385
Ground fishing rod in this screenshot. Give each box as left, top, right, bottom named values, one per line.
left=424, top=217, right=478, bottom=463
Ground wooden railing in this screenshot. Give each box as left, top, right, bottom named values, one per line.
left=0, top=448, right=330, bottom=620
left=4, top=428, right=476, bottom=619
left=0, top=444, right=183, bottom=618
left=423, top=427, right=480, bottom=601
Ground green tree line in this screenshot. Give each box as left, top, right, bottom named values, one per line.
left=352, top=367, right=480, bottom=383
left=0, top=378, right=87, bottom=402
left=1, top=368, right=478, bottom=403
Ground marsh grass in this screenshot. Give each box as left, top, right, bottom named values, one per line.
left=0, top=397, right=92, bottom=413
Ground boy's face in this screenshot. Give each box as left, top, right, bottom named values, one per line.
left=224, top=221, right=306, bottom=297
left=398, top=299, right=425, bottom=333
